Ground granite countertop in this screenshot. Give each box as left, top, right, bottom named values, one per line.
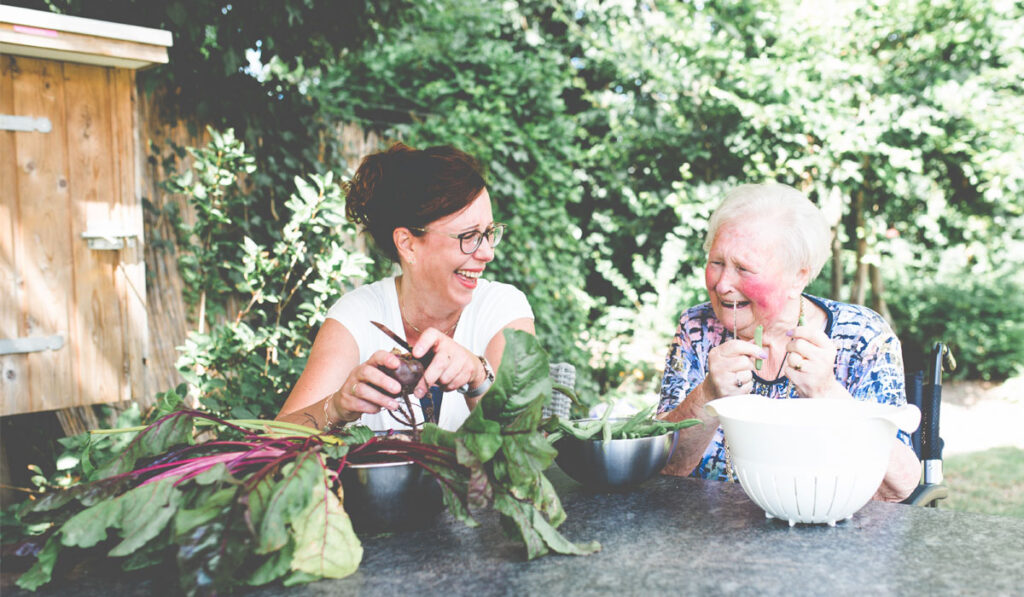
left=6, top=467, right=1023, bottom=596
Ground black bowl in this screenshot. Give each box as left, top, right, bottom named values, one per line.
left=340, top=460, right=444, bottom=532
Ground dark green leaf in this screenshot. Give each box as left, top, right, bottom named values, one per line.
left=109, top=478, right=181, bottom=557
left=60, top=494, right=120, bottom=549
left=290, top=481, right=361, bottom=579
left=176, top=503, right=252, bottom=597
left=256, top=453, right=322, bottom=554
left=245, top=540, right=294, bottom=586
left=15, top=533, right=60, bottom=590
left=96, top=411, right=195, bottom=478
left=175, top=485, right=239, bottom=538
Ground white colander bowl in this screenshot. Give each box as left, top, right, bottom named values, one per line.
left=705, top=395, right=920, bottom=526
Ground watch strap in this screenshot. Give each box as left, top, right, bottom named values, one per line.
left=461, top=356, right=494, bottom=398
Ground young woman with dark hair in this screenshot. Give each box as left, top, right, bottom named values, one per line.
left=276, top=143, right=534, bottom=432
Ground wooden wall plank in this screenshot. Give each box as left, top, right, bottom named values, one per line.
left=5, top=56, right=75, bottom=415
left=1, top=55, right=27, bottom=414
left=63, top=61, right=123, bottom=409
left=112, top=67, right=148, bottom=405
left=136, top=88, right=203, bottom=399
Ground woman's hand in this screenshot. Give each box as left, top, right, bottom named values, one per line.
left=329, top=350, right=406, bottom=422
left=706, top=339, right=768, bottom=398
left=411, top=328, right=484, bottom=395
left=781, top=325, right=845, bottom=398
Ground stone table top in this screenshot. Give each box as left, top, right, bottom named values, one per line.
left=6, top=466, right=1023, bottom=596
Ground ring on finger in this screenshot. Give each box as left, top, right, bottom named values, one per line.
left=734, top=375, right=744, bottom=387
left=790, top=355, right=803, bottom=371
left=351, top=382, right=359, bottom=395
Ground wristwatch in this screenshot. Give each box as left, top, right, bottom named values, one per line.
left=460, top=356, right=495, bottom=398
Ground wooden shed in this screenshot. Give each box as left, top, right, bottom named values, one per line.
left=1, top=6, right=172, bottom=419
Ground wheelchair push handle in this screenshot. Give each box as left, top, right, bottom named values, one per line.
left=922, top=343, right=954, bottom=462
left=931, top=342, right=956, bottom=386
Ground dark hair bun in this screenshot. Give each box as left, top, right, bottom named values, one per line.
left=345, top=142, right=486, bottom=261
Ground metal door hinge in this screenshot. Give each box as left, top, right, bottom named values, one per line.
left=81, top=230, right=138, bottom=250
left=0, top=335, right=64, bottom=355
left=0, top=114, right=52, bottom=133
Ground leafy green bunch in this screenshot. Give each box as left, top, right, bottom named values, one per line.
left=423, top=329, right=600, bottom=559
left=14, top=413, right=376, bottom=594
left=12, top=330, right=598, bottom=594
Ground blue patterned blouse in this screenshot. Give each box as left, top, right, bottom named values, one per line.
left=657, top=294, right=908, bottom=481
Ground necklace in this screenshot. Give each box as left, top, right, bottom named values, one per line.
left=401, top=310, right=459, bottom=337
left=396, top=277, right=460, bottom=337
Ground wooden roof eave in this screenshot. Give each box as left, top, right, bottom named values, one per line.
left=0, top=6, right=172, bottom=70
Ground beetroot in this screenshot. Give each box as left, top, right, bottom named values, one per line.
left=377, top=349, right=427, bottom=397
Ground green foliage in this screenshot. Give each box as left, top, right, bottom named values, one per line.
left=312, top=1, right=592, bottom=373
left=564, top=0, right=1024, bottom=385
left=888, top=274, right=1024, bottom=381
left=162, top=128, right=258, bottom=325
left=166, top=130, right=371, bottom=419
left=17, top=0, right=1022, bottom=396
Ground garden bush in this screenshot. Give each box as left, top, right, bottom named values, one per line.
left=889, top=274, right=1024, bottom=381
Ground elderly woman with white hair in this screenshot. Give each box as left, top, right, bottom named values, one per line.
left=657, top=182, right=920, bottom=501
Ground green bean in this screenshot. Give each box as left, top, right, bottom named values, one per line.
left=547, top=408, right=702, bottom=445
left=600, top=405, right=614, bottom=446
left=754, top=324, right=763, bottom=371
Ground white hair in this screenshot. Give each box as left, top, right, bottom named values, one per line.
left=703, top=183, right=832, bottom=280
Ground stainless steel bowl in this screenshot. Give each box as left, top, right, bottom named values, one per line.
left=340, top=460, right=444, bottom=532
left=554, top=423, right=678, bottom=488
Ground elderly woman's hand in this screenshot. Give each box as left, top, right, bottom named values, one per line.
left=329, top=350, right=406, bottom=422
left=411, top=328, right=484, bottom=396
left=781, top=325, right=846, bottom=398
left=706, top=339, right=768, bottom=398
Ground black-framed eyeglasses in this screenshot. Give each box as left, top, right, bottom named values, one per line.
left=408, top=223, right=507, bottom=255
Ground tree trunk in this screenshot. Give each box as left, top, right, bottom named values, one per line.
left=869, top=263, right=894, bottom=327
left=850, top=188, right=868, bottom=306
left=831, top=221, right=843, bottom=299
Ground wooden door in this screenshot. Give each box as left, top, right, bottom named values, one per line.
left=1, top=54, right=147, bottom=416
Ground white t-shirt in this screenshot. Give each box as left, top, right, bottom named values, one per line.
left=324, top=276, right=533, bottom=431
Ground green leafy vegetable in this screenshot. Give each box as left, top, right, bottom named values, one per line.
left=543, top=404, right=701, bottom=444
left=12, top=329, right=598, bottom=593
left=422, top=329, right=600, bottom=559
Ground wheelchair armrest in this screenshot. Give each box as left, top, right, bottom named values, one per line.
left=901, top=483, right=949, bottom=508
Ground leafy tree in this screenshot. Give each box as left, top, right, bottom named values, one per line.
left=12, top=0, right=1022, bottom=406
left=565, top=0, right=1024, bottom=383
left=307, top=0, right=592, bottom=370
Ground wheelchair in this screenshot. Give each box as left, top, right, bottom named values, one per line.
left=901, top=342, right=956, bottom=507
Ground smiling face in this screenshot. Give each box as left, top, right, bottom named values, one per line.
left=704, top=220, right=808, bottom=336
left=400, top=189, right=496, bottom=311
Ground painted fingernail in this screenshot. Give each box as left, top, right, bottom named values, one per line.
left=785, top=329, right=794, bottom=337
left=759, top=351, right=768, bottom=359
